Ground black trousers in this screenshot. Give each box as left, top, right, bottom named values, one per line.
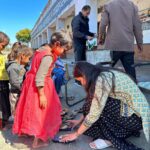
left=0, top=81, right=11, bottom=127
left=74, top=42, right=86, bottom=62
left=112, top=51, right=136, bottom=80
left=74, top=42, right=86, bottom=84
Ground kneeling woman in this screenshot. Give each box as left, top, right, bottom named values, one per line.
left=61, top=62, right=150, bottom=150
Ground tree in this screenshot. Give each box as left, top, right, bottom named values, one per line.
left=16, top=28, right=31, bottom=44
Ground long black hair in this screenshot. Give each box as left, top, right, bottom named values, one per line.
left=74, top=61, right=116, bottom=100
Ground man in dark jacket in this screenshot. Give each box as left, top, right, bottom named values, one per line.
left=72, top=5, right=95, bottom=61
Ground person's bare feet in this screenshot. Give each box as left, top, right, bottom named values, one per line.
left=32, top=138, right=49, bottom=149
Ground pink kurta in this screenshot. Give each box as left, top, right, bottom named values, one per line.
left=13, top=49, right=62, bottom=141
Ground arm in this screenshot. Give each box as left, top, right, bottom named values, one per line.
left=72, top=17, right=87, bottom=39
left=35, top=56, right=52, bottom=87
left=35, top=56, right=52, bottom=109
left=77, top=74, right=112, bottom=135
left=133, top=5, right=143, bottom=49
left=61, top=74, right=113, bottom=142
left=99, top=5, right=109, bottom=44
left=9, top=67, right=21, bottom=90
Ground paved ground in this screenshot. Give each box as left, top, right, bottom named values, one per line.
left=0, top=61, right=150, bottom=150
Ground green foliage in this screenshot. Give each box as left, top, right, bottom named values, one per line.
left=16, top=28, right=31, bottom=43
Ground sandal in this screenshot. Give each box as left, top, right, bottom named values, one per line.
left=52, top=135, right=74, bottom=144
left=61, top=108, right=68, bottom=116
left=60, top=124, right=73, bottom=131
left=89, top=139, right=112, bottom=149
left=52, top=136, right=62, bottom=143
left=62, top=114, right=75, bottom=122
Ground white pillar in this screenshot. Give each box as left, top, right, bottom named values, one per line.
left=42, top=33, right=44, bottom=45
left=31, top=39, right=33, bottom=48
left=75, top=0, right=98, bottom=34
left=34, top=39, right=36, bottom=48
left=75, top=0, right=87, bottom=15
left=42, top=32, right=47, bottom=44
left=56, top=18, right=65, bottom=31
left=36, top=37, right=38, bottom=48
left=87, top=0, right=98, bottom=33
left=47, top=27, right=52, bottom=43
left=32, top=39, right=34, bottom=48
left=38, top=35, right=42, bottom=47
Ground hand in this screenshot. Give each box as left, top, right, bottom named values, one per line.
left=98, top=33, right=106, bottom=45
left=60, top=132, right=78, bottom=143
left=87, top=36, right=94, bottom=41
left=98, top=38, right=104, bottom=45
left=137, top=44, right=143, bottom=53
left=68, top=120, right=81, bottom=128
left=39, top=94, right=47, bottom=109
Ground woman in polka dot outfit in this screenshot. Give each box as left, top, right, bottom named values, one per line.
left=61, top=62, right=150, bottom=150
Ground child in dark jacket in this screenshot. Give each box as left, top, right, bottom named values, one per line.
left=6, top=46, right=33, bottom=119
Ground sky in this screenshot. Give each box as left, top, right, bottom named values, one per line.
left=0, top=0, right=48, bottom=44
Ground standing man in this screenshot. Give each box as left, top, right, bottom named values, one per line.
left=72, top=5, right=95, bottom=62
left=99, top=0, right=143, bottom=80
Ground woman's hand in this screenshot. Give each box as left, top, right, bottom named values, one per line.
left=68, top=120, right=81, bottom=128
left=60, top=132, right=78, bottom=143
left=39, top=94, right=47, bottom=109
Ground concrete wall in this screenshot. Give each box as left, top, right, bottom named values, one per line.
left=135, top=44, right=150, bottom=61
left=64, top=16, right=74, bottom=59
left=64, top=16, right=73, bottom=32
left=133, top=0, right=150, bottom=11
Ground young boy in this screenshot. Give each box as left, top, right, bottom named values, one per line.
left=0, top=32, right=11, bottom=129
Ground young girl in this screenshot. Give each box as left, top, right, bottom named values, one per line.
left=61, top=62, right=150, bottom=150
left=13, top=32, right=70, bottom=148
left=6, top=46, right=33, bottom=119
left=0, top=32, right=11, bottom=129
left=7, top=42, right=22, bottom=61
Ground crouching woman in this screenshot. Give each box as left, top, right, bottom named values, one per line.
left=61, top=62, right=150, bottom=150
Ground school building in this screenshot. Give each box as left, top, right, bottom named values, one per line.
left=31, top=0, right=150, bottom=61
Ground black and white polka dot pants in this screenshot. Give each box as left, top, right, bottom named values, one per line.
left=83, top=97, right=143, bottom=150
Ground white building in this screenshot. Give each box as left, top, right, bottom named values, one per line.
left=31, top=0, right=150, bottom=60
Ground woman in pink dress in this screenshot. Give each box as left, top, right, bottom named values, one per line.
left=13, top=32, right=70, bottom=148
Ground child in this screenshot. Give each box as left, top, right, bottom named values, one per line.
left=52, top=57, right=66, bottom=95
left=7, top=42, right=22, bottom=61
left=0, top=32, right=11, bottom=129
left=6, top=46, right=33, bottom=119
left=13, top=32, right=70, bottom=148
